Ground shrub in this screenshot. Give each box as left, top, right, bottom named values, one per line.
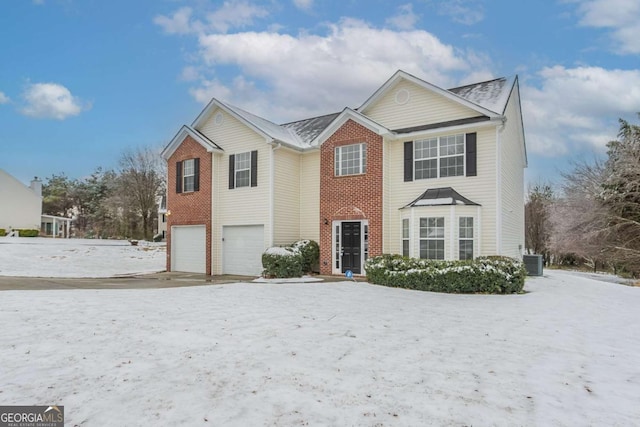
left=262, top=247, right=304, bottom=278
left=0, top=229, right=5, bottom=237
left=291, top=239, right=320, bottom=273
left=364, top=254, right=526, bottom=294
left=17, top=229, right=39, bottom=237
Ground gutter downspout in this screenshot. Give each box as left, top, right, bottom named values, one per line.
left=496, top=117, right=507, bottom=255
left=269, top=141, right=282, bottom=248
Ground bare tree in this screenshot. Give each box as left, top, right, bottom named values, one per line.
left=525, top=183, right=554, bottom=262
left=116, top=146, right=165, bottom=240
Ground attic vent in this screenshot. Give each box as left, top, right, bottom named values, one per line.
left=395, top=89, right=410, bottom=105
left=214, top=112, right=224, bottom=125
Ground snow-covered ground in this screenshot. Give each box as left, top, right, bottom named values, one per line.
left=1, top=270, right=638, bottom=426
left=0, top=237, right=166, bottom=277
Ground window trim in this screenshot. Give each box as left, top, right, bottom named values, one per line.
left=335, top=143, right=367, bottom=177
left=414, top=133, right=465, bottom=180
left=402, top=218, right=410, bottom=257
left=419, top=217, right=445, bottom=260
left=182, top=158, right=195, bottom=192
left=458, top=216, right=474, bottom=260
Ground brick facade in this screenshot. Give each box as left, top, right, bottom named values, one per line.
left=166, top=136, right=212, bottom=275
left=319, top=119, right=383, bottom=275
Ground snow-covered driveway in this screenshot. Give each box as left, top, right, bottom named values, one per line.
left=1, top=270, right=638, bottom=426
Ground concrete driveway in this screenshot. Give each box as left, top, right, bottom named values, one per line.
left=0, top=272, right=257, bottom=291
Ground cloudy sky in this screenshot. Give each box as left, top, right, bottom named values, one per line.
left=1, top=0, right=639, bottom=186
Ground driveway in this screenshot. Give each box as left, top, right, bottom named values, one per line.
left=0, top=272, right=256, bottom=291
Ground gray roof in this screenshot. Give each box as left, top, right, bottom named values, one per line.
left=281, top=112, right=341, bottom=145
left=448, top=76, right=515, bottom=115
left=403, top=187, right=480, bottom=208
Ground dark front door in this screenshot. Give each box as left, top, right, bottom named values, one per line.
left=341, top=222, right=361, bottom=274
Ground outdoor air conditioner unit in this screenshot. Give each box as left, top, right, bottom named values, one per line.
left=523, top=254, right=543, bottom=276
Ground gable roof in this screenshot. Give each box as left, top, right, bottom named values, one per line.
left=281, top=112, right=341, bottom=145
left=313, top=108, right=391, bottom=146
left=448, top=76, right=516, bottom=115
left=402, top=187, right=480, bottom=208
left=358, top=70, right=504, bottom=118
left=161, top=125, right=223, bottom=160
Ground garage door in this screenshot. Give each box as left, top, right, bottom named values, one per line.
left=223, top=225, right=264, bottom=275
left=171, top=225, right=206, bottom=273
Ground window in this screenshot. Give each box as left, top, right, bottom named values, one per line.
left=229, top=151, right=257, bottom=189
left=335, top=143, right=366, bottom=176
left=235, top=152, right=251, bottom=188
left=459, top=217, right=474, bottom=260
left=414, top=134, right=464, bottom=179
left=402, top=218, right=410, bottom=257
left=420, top=217, right=444, bottom=260
left=183, top=159, right=195, bottom=192
left=176, top=158, right=199, bottom=194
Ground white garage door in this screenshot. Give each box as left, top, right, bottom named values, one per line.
left=223, top=225, right=264, bottom=275
left=171, top=225, right=206, bottom=273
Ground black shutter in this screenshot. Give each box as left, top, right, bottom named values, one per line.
left=404, top=141, right=413, bottom=182
left=193, top=158, right=200, bottom=191
left=228, top=155, right=235, bottom=189
left=250, top=150, right=258, bottom=187
left=176, top=161, right=182, bottom=194
left=465, top=133, right=477, bottom=177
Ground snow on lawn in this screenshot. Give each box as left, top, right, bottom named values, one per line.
left=1, top=270, right=639, bottom=426
left=0, top=237, right=166, bottom=278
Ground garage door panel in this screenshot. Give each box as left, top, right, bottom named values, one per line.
left=223, top=225, right=264, bottom=276
left=172, top=225, right=206, bottom=273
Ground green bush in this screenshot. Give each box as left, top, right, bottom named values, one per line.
left=262, top=247, right=304, bottom=278
left=364, top=254, right=526, bottom=294
left=17, top=229, right=39, bottom=237
left=291, top=240, right=320, bottom=273
left=0, top=229, right=5, bottom=237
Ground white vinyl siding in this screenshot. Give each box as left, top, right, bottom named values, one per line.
left=362, top=79, right=481, bottom=130
left=0, top=170, right=42, bottom=230
left=500, top=85, right=526, bottom=259
left=199, top=108, right=270, bottom=274
left=335, top=143, right=366, bottom=176
left=274, top=147, right=301, bottom=246
left=384, top=127, right=497, bottom=259
left=300, top=151, right=320, bottom=243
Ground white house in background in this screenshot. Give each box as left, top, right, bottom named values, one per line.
left=0, top=169, right=72, bottom=237
left=156, top=194, right=167, bottom=241
left=0, top=169, right=42, bottom=232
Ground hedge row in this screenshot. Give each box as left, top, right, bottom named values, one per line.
left=262, top=240, right=320, bottom=278
left=364, top=254, right=526, bottom=294
left=0, top=229, right=39, bottom=237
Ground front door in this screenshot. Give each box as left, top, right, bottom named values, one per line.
left=341, top=222, right=361, bottom=274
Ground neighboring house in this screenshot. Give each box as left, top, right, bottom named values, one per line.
left=0, top=169, right=72, bottom=237
left=161, top=70, right=526, bottom=276
left=0, top=169, right=42, bottom=232
left=156, top=194, right=167, bottom=241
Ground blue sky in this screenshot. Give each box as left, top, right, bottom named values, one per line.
left=1, top=0, right=639, bottom=187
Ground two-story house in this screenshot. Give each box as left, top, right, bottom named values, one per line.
left=161, top=70, right=526, bottom=276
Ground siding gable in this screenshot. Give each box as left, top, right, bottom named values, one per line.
left=198, top=107, right=266, bottom=151
left=362, top=80, right=482, bottom=131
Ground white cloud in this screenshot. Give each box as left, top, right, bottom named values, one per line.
left=180, top=66, right=201, bottom=82
left=206, top=0, right=269, bottom=33
left=386, top=4, right=419, bottom=30
left=0, top=92, right=10, bottom=104
left=438, top=0, right=484, bottom=25
left=155, top=1, right=269, bottom=35
left=20, top=83, right=88, bottom=120
left=522, top=66, right=640, bottom=156
left=192, top=18, right=490, bottom=120
left=570, top=0, right=640, bottom=54
left=154, top=7, right=195, bottom=35
left=293, top=0, right=313, bottom=11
